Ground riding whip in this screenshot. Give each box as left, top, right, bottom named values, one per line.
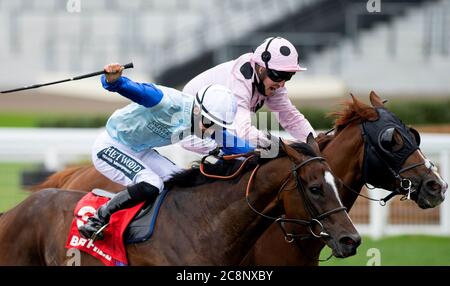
left=0, top=62, right=134, bottom=94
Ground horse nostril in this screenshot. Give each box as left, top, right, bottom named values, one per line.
left=339, top=236, right=360, bottom=247
left=425, top=180, right=442, bottom=192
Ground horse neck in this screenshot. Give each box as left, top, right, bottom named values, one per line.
left=323, top=124, right=365, bottom=211
left=165, top=157, right=290, bottom=265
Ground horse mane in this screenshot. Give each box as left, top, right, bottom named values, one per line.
left=315, top=96, right=379, bottom=151
left=316, top=133, right=334, bottom=151
left=331, top=97, right=378, bottom=133
left=30, top=165, right=90, bottom=191
left=165, top=142, right=318, bottom=189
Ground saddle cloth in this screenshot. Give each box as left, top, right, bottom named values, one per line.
left=65, top=188, right=168, bottom=266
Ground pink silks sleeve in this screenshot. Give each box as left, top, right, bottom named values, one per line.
left=265, top=88, right=316, bottom=142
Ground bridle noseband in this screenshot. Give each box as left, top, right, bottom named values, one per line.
left=374, top=160, right=428, bottom=204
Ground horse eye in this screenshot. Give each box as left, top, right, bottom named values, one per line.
left=309, top=186, right=321, bottom=194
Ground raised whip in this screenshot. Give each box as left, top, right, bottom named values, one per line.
left=0, top=62, right=134, bottom=94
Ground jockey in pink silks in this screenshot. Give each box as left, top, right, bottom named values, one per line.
left=183, top=36, right=316, bottom=149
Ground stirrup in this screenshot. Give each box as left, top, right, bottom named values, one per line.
left=90, top=223, right=109, bottom=241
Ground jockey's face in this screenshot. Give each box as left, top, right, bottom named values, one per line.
left=263, top=75, right=285, bottom=97
left=198, top=120, right=215, bottom=137
left=192, top=108, right=215, bottom=138
left=256, top=66, right=286, bottom=97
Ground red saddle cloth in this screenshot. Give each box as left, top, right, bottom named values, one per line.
left=65, top=192, right=144, bottom=266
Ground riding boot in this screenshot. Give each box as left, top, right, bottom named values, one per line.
left=78, top=181, right=160, bottom=240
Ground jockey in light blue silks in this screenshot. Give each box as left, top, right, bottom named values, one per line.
left=79, top=63, right=254, bottom=240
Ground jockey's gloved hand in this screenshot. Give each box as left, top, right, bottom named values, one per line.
left=255, top=133, right=282, bottom=159
left=104, top=63, right=124, bottom=83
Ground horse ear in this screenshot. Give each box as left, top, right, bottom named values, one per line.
left=350, top=93, right=365, bottom=114
left=350, top=93, right=358, bottom=105
left=281, top=139, right=302, bottom=162
left=351, top=93, right=379, bottom=121
left=306, top=133, right=320, bottom=155
left=369, top=91, right=384, bottom=108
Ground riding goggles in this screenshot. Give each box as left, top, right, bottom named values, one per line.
left=267, top=69, right=295, bottom=82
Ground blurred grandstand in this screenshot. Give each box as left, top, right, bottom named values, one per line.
left=0, top=0, right=449, bottom=111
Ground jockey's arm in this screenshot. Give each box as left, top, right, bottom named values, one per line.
left=212, top=130, right=255, bottom=155
left=265, top=90, right=316, bottom=142
left=179, top=131, right=254, bottom=156
left=101, top=75, right=163, bottom=108
left=234, top=106, right=280, bottom=151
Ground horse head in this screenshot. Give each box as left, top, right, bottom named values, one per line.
left=330, top=91, right=447, bottom=209
left=268, top=134, right=361, bottom=258
left=237, top=92, right=448, bottom=266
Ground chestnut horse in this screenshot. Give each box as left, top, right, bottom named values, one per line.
left=0, top=137, right=360, bottom=265
left=31, top=91, right=447, bottom=265
left=241, top=91, right=447, bottom=265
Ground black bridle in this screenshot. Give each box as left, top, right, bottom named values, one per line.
left=362, top=143, right=426, bottom=205
left=360, top=108, right=426, bottom=204
left=245, top=156, right=347, bottom=245
left=324, top=107, right=428, bottom=205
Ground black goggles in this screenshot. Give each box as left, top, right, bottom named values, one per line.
left=267, top=69, right=295, bottom=82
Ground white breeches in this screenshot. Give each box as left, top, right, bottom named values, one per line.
left=92, top=131, right=183, bottom=192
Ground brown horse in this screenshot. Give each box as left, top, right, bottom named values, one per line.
left=0, top=137, right=360, bottom=265
left=240, top=91, right=448, bottom=265
left=31, top=91, right=447, bottom=265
